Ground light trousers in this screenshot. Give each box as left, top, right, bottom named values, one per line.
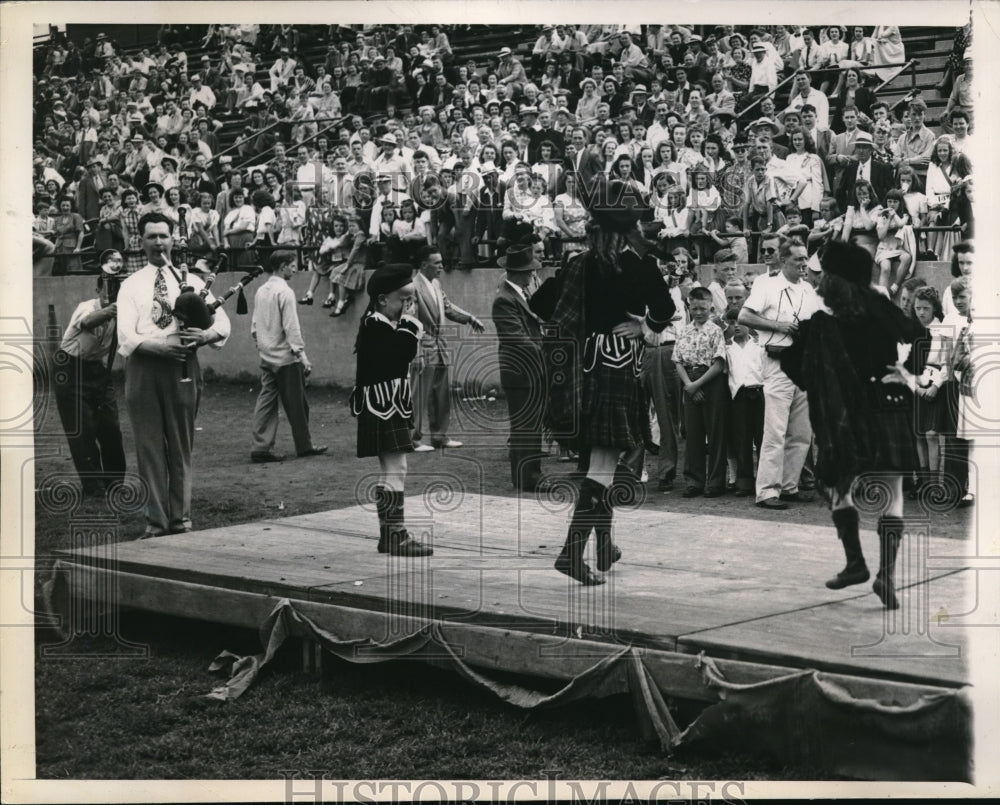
left=756, top=355, right=812, bottom=503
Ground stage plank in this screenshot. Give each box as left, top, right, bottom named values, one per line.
left=60, top=494, right=972, bottom=687
left=677, top=569, right=971, bottom=687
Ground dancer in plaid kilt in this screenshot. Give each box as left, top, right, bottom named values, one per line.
left=780, top=241, right=922, bottom=609
left=535, top=178, right=676, bottom=585
left=350, top=263, right=432, bottom=557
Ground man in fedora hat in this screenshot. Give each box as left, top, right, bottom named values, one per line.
left=372, top=131, right=411, bottom=194
left=493, top=243, right=548, bottom=491
left=496, top=46, right=528, bottom=94
left=748, top=42, right=779, bottom=97
left=268, top=47, right=296, bottom=93
left=836, top=129, right=893, bottom=209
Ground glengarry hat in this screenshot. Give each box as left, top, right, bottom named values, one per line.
left=367, top=263, right=415, bottom=298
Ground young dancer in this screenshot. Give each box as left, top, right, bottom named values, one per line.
left=350, top=263, right=433, bottom=557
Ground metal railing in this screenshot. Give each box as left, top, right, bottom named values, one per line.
left=41, top=221, right=969, bottom=276
left=737, top=59, right=920, bottom=124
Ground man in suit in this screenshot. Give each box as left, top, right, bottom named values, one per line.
left=826, top=105, right=863, bottom=202
left=410, top=246, right=486, bottom=451
left=836, top=130, right=893, bottom=209
left=77, top=156, right=108, bottom=222
left=567, top=126, right=603, bottom=199
left=528, top=109, right=566, bottom=164
left=799, top=104, right=832, bottom=162
left=492, top=244, right=547, bottom=492
left=431, top=71, right=454, bottom=108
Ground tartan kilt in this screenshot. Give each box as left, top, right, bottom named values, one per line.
left=356, top=409, right=414, bottom=458
left=865, top=385, right=920, bottom=473
left=581, top=359, right=650, bottom=450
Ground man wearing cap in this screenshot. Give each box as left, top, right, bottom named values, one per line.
left=748, top=42, right=779, bottom=96
left=188, top=72, right=217, bottom=111
left=496, top=46, right=527, bottom=95
left=785, top=70, right=830, bottom=132
left=492, top=244, right=548, bottom=491
left=116, top=211, right=231, bottom=537
left=532, top=26, right=559, bottom=73
left=269, top=48, right=296, bottom=93
left=837, top=129, right=892, bottom=209
left=372, top=132, right=412, bottom=195
left=410, top=246, right=485, bottom=451
left=77, top=156, right=108, bottom=222
left=369, top=172, right=411, bottom=239
left=54, top=253, right=127, bottom=497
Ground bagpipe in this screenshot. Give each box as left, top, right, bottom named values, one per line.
left=169, top=253, right=265, bottom=382
left=171, top=252, right=267, bottom=329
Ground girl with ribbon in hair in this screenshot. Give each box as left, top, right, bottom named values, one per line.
left=534, top=178, right=676, bottom=585
left=779, top=241, right=923, bottom=609
left=350, top=264, right=433, bottom=557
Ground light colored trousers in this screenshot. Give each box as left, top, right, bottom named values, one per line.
left=756, top=355, right=812, bottom=503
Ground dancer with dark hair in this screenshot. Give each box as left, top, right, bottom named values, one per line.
left=539, top=178, right=676, bottom=585
left=350, top=263, right=432, bottom=557
left=779, top=240, right=922, bottom=609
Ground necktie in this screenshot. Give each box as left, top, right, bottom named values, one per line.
left=152, top=266, right=174, bottom=329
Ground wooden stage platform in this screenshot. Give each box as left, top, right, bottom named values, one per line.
left=56, top=493, right=971, bottom=693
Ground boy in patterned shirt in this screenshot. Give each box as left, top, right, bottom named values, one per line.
left=673, top=286, right=729, bottom=497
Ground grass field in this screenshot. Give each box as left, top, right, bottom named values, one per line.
left=31, top=378, right=972, bottom=780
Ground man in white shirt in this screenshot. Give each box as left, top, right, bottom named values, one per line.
left=116, top=212, right=231, bottom=536
left=724, top=309, right=765, bottom=496
left=784, top=71, right=830, bottom=131
left=371, top=132, right=412, bottom=194
left=369, top=173, right=411, bottom=238
left=268, top=48, right=297, bottom=93
left=738, top=237, right=819, bottom=508
left=250, top=250, right=326, bottom=463
left=188, top=73, right=217, bottom=111
left=294, top=144, right=325, bottom=207
left=53, top=264, right=127, bottom=496
left=798, top=27, right=822, bottom=71
left=748, top=43, right=779, bottom=94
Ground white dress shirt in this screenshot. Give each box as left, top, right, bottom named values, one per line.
left=744, top=271, right=820, bottom=349
left=116, top=262, right=231, bottom=357
left=725, top=338, right=765, bottom=396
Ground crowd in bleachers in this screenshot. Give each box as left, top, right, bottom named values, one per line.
left=32, top=24, right=974, bottom=287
